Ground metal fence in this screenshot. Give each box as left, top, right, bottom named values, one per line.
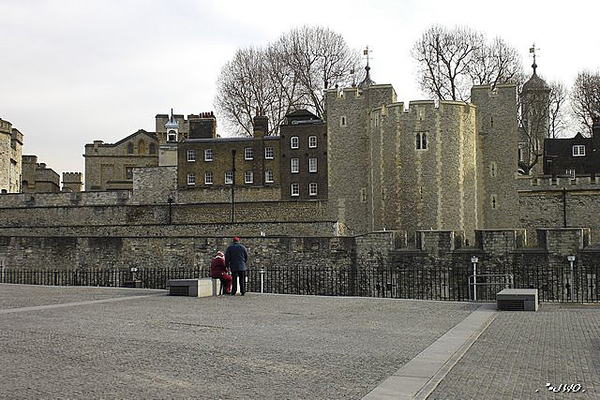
left=1, top=264, right=599, bottom=303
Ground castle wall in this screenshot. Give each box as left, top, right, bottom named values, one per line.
left=325, top=85, right=396, bottom=235
left=1, top=228, right=597, bottom=302
left=0, top=119, right=23, bottom=194
left=518, top=176, right=600, bottom=244
left=471, top=84, right=519, bottom=229
left=372, top=101, right=479, bottom=242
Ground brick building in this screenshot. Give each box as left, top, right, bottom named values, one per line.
left=544, top=120, right=600, bottom=177
left=177, top=110, right=328, bottom=201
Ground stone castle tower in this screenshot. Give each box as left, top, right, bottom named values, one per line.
left=325, top=69, right=519, bottom=240
left=0, top=118, right=23, bottom=193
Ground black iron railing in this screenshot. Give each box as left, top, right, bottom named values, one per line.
left=1, top=264, right=598, bottom=303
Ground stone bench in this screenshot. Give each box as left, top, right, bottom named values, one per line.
left=167, top=278, right=212, bottom=297
left=497, top=288, right=538, bottom=311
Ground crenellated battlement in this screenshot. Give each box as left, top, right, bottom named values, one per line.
left=519, top=174, right=600, bottom=190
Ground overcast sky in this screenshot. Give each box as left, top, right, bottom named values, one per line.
left=1, top=0, right=598, bottom=179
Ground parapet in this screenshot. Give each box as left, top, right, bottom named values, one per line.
left=519, top=175, right=600, bottom=190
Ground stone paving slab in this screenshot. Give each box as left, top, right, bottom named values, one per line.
left=429, top=303, right=600, bottom=399
left=0, top=285, right=478, bottom=399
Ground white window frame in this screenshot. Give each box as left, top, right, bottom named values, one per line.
left=244, top=171, right=253, bottom=184
left=225, top=171, right=233, bottom=185
left=309, top=157, right=317, bottom=173
left=204, top=149, right=213, bottom=162
left=204, top=171, right=213, bottom=185
left=291, top=136, right=299, bottom=149
left=167, top=130, right=177, bottom=142
left=308, top=136, right=317, bottom=148
left=291, top=157, right=299, bottom=173
left=265, top=170, right=274, bottom=183
left=245, top=147, right=254, bottom=160
left=415, top=132, right=427, bottom=150
left=309, top=182, right=317, bottom=196
left=264, top=147, right=274, bottom=159
left=187, top=173, right=195, bottom=186
left=566, top=169, right=576, bottom=179
left=572, top=145, right=585, bottom=157
left=291, top=183, right=300, bottom=197
left=187, top=150, right=196, bottom=162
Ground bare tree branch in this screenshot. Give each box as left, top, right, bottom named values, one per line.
left=571, top=70, right=600, bottom=136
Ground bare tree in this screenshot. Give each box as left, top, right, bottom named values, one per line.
left=411, top=25, right=523, bottom=101
left=277, top=26, right=360, bottom=117
left=547, top=81, right=569, bottom=138
left=215, top=26, right=360, bottom=135
left=571, top=70, right=600, bottom=136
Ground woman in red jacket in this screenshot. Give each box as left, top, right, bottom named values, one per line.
left=210, top=251, right=232, bottom=294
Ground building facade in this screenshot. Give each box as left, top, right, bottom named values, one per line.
left=0, top=118, right=23, bottom=193
left=22, top=155, right=60, bottom=193
left=83, top=129, right=158, bottom=191
left=544, top=121, right=600, bottom=177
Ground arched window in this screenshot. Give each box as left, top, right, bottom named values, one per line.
left=415, top=133, right=421, bottom=150
left=422, top=133, right=427, bottom=149
left=138, top=140, right=146, bottom=154
left=149, top=143, right=157, bottom=155
left=127, top=142, right=134, bottom=154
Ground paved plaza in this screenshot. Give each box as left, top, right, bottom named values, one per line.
left=1, top=284, right=599, bottom=399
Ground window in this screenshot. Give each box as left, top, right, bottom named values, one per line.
left=291, top=157, right=299, bottom=173
left=127, top=142, right=134, bottom=154
left=309, top=157, right=317, bottom=173
left=490, top=162, right=497, bottom=178
left=187, top=150, right=196, bottom=162
left=245, top=147, right=254, bottom=160
left=264, top=147, right=274, bottom=159
left=149, top=143, right=157, bottom=154
left=204, top=171, right=213, bottom=185
left=309, top=182, right=318, bottom=196
left=187, top=173, right=195, bottom=186
left=415, top=132, right=427, bottom=150
left=340, top=116, right=347, bottom=127
left=291, top=183, right=300, bottom=196
left=291, top=136, right=299, bottom=149
left=245, top=171, right=253, bottom=184
left=566, top=169, right=576, bottom=179
left=204, top=149, right=213, bottom=162
left=308, top=136, right=317, bottom=148
left=518, top=147, right=524, bottom=162
left=225, top=171, right=233, bottom=185
left=360, top=187, right=367, bottom=203
left=573, top=145, right=585, bottom=157
left=167, top=130, right=177, bottom=142
left=491, top=194, right=497, bottom=210
left=265, top=170, right=274, bottom=183
left=125, top=167, right=133, bottom=180
left=138, top=141, right=146, bottom=154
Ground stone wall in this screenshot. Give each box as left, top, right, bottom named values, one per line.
left=1, top=229, right=598, bottom=302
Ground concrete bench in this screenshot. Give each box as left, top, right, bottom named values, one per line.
left=167, top=278, right=212, bottom=297
left=497, top=288, right=538, bottom=311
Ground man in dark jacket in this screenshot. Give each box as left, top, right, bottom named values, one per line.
left=225, top=236, right=248, bottom=295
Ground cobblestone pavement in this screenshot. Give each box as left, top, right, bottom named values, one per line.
left=0, top=284, right=162, bottom=309
left=0, top=285, right=477, bottom=399
left=429, top=303, right=600, bottom=399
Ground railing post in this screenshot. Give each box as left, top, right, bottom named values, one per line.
left=471, top=256, right=479, bottom=301
left=259, top=268, right=265, bottom=293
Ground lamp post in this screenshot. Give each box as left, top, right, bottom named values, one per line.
left=231, top=149, right=236, bottom=223
left=567, top=255, right=575, bottom=301
left=471, top=255, right=479, bottom=301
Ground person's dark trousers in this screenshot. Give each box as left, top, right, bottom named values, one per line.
left=231, top=270, right=246, bottom=295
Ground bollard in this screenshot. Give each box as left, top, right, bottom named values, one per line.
left=259, top=269, right=265, bottom=293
